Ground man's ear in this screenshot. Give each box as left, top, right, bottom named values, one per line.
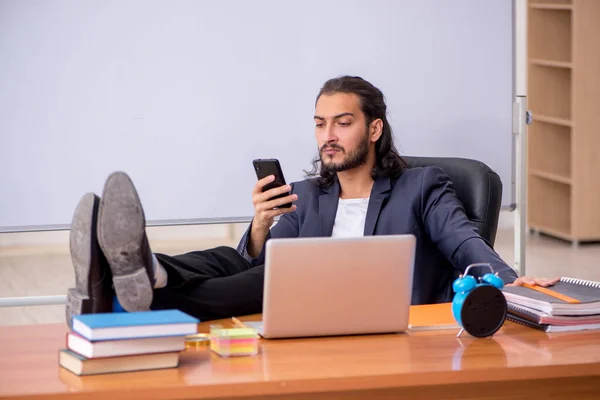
left=370, top=119, right=383, bottom=143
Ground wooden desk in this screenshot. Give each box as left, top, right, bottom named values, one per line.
left=1, top=316, right=600, bottom=400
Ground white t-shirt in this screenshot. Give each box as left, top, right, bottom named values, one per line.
left=331, top=197, right=370, bottom=238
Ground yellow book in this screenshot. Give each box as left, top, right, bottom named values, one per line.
left=408, top=303, right=460, bottom=330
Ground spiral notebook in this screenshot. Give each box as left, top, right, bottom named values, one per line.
left=507, top=303, right=600, bottom=326
left=506, top=313, right=600, bottom=333
left=503, top=277, right=600, bottom=316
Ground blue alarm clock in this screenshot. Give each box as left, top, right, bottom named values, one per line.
left=452, top=263, right=507, bottom=338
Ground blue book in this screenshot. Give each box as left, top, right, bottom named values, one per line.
left=72, top=310, right=199, bottom=341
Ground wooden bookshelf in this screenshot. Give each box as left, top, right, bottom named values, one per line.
left=529, top=4, right=573, bottom=11
left=529, top=169, right=572, bottom=185
left=529, top=59, right=572, bottom=69
left=527, top=0, right=600, bottom=244
left=529, top=64, right=572, bottom=120
left=532, top=114, right=572, bottom=127
left=528, top=0, right=572, bottom=4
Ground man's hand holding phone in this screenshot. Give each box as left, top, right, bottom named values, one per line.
left=247, top=175, right=297, bottom=258
left=251, top=175, right=297, bottom=231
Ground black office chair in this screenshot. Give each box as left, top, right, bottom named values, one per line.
left=403, top=156, right=503, bottom=247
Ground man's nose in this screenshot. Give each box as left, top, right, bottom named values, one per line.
left=324, top=125, right=337, bottom=142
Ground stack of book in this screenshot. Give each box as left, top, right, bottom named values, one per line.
left=503, top=277, right=600, bottom=333
left=59, top=310, right=198, bottom=376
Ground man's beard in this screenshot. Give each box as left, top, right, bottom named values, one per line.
left=319, top=131, right=370, bottom=173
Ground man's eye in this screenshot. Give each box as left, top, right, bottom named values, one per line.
left=338, top=122, right=350, bottom=127
left=316, top=123, right=324, bottom=128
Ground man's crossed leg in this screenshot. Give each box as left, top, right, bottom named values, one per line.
left=65, top=172, right=264, bottom=327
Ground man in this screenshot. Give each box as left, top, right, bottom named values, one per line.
left=65, top=76, right=557, bottom=326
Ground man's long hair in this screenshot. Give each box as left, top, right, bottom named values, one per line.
left=305, top=76, right=408, bottom=188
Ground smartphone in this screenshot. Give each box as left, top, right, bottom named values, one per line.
left=252, top=158, right=292, bottom=208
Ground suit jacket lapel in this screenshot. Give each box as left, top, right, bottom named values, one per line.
left=364, top=177, right=392, bottom=236
left=318, top=178, right=340, bottom=236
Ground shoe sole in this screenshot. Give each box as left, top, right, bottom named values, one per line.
left=97, top=172, right=153, bottom=312
left=66, top=193, right=98, bottom=328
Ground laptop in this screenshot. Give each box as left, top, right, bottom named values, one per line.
left=245, top=235, right=416, bottom=339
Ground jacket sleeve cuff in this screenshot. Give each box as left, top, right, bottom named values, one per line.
left=451, top=237, right=519, bottom=284
left=236, top=219, right=270, bottom=266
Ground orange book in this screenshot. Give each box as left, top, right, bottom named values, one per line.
left=408, top=303, right=460, bottom=330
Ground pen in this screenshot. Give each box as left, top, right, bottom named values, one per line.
left=522, top=283, right=580, bottom=304
left=231, top=316, right=248, bottom=328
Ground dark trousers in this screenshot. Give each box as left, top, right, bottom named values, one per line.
left=151, top=247, right=264, bottom=321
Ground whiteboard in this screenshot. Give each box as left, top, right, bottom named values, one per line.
left=0, top=0, right=515, bottom=231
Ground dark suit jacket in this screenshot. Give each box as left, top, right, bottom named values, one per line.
left=237, top=166, right=518, bottom=305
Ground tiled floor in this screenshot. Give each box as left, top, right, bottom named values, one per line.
left=1, top=227, right=599, bottom=326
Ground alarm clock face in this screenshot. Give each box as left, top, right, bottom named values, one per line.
left=460, top=285, right=507, bottom=338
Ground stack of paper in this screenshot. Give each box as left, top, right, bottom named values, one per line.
left=210, top=326, right=259, bottom=357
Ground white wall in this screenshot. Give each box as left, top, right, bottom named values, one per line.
left=0, top=0, right=516, bottom=230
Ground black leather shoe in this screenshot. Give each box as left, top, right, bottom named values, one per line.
left=66, top=193, right=113, bottom=328
left=97, top=171, right=155, bottom=312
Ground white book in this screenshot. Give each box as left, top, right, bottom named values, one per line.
left=67, top=332, right=185, bottom=358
